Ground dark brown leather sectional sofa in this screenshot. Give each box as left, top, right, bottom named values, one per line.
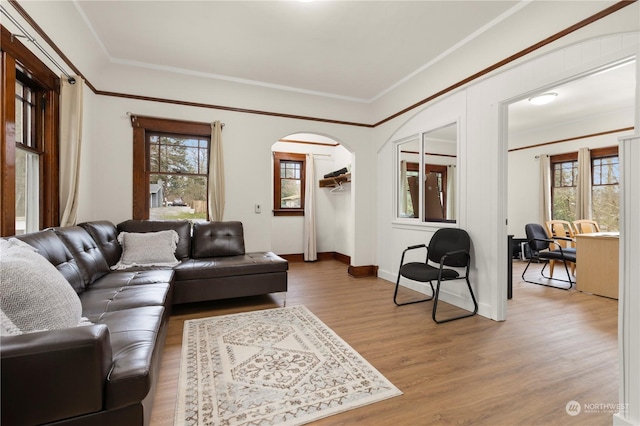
left=1, top=220, right=288, bottom=426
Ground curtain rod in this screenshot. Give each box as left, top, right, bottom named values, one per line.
left=126, top=112, right=225, bottom=128
left=1, top=5, right=75, bottom=84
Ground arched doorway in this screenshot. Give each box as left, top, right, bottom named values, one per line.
left=270, top=133, right=354, bottom=263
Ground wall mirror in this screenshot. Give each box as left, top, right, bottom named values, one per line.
left=396, top=122, right=457, bottom=222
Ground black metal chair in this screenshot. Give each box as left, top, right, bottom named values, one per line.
left=393, top=228, right=478, bottom=323
left=522, top=223, right=577, bottom=290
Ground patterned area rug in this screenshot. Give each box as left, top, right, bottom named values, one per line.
left=175, top=305, right=402, bottom=425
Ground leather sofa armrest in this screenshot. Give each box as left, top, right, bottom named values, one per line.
left=1, top=325, right=113, bottom=425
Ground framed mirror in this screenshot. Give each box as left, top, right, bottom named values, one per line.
left=395, top=122, right=457, bottom=223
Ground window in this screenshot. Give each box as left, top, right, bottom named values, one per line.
left=15, top=79, right=42, bottom=234
left=273, top=152, right=305, bottom=216
left=2, top=26, right=59, bottom=236
left=148, top=133, right=209, bottom=220
left=395, top=122, right=457, bottom=223
left=550, top=147, right=619, bottom=231
left=591, top=147, right=619, bottom=231
left=551, top=153, right=578, bottom=222
left=131, top=116, right=211, bottom=220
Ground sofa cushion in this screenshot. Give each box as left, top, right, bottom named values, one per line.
left=54, top=226, right=111, bottom=288
left=173, top=251, right=288, bottom=281
left=89, top=269, right=175, bottom=290
left=192, top=221, right=245, bottom=258
left=0, top=238, right=86, bottom=333
left=11, top=229, right=86, bottom=293
left=80, top=221, right=122, bottom=267
left=80, top=284, right=172, bottom=318
left=112, top=230, right=180, bottom=270
left=117, top=220, right=192, bottom=260
left=92, top=306, right=165, bottom=410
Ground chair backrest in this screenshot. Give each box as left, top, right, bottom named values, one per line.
left=428, top=228, right=470, bottom=267
left=525, top=223, right=551, bottom=252
left=545, top=220, right=575, bottom=248
left=573, top=219, right=601, bottom=234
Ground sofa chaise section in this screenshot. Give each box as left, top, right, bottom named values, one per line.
left=2, top=226, right=173, bottom=426
left=114, top=220, right=289, bottom=305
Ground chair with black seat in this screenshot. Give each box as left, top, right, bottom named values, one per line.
left=393, top=228, right=478, bottom=323
left=522, top=223, right=577, bottom=290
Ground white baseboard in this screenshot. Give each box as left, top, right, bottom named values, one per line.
left=378, top=268, right=493, bottom=320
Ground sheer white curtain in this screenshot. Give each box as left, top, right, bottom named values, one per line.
left=446, top=165, right=456, bottom=220
left=207, top=121, right=225, bottom=221
left=59, top=76, right=83, bottom=226
left=539, top=154, right=552, bottom=224
left=303, top=154, right=317, bottom=261
left=576, top=147, right=592, bottom=220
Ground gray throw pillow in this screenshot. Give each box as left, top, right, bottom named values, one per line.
left=0, top=238, right=85, bottom=333
left=0, top=309, right=22, bottom=336
left=112, top=230, right=180, bottom=270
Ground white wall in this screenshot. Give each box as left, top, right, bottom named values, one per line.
left=7, top=2, right=639, bottom=423
left=375, top=32, right=639, bottom=324
left=270, top=138, right=353, bottom=257
left=75, top=95, right=369, bottom=258
left=508, top=126, right=633, bottom=237
left=377, top=91, right=474, bottom=311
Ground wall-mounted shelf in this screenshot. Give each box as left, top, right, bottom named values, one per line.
left=319, top=173, right=351, bottom=188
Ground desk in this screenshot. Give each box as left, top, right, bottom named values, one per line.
left=576, top=232, right=619, bottom=299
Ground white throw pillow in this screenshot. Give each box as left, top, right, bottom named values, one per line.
left=112, top=230, right=180, bottom=270
left=0, top=238, right=85, bottom=333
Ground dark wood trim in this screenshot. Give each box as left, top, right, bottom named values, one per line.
left=132, top=126, right=147, bottom=219
left=279, top=253, right=305, bottom=262
left=1, top=24, right=59, bottom=236
left=373, top=0, right=637, bottom=127
left=131, top=115, right=212, bottom=219
left=591, top=146, right=619, bottom=158
left=333, top=252, right=350, bottom=265
left=0, top=26, right=59, bottom=91
left=4, top=2, right=635, bottom=129
left=508, top=127, right=634, bottom=153
left=550, top=152, right=578, bottom=163
left=348, top=264, right=379, bottom=278
left=272, top=209, right=304, bottom=217
left=130, top=114, right=211, bottom=135
left=1, top=52, right=17, bottom=236
left=548, top=145, right=619, bottom=165
left=278, top=138, right=340, bottom=147
left=41, top=88, right=59, bottom=228
left=280, top=251, right=351, bottom=265
left=103, top=90, right=372, bottom=127
left=273, top=152, right=306, bottom=216
left=7, top=0, right=95, bottom=92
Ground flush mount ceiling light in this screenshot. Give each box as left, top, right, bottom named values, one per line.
left=528, top=92, right=558, bottom=105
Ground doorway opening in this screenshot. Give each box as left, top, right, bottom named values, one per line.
left=270, top=133, right=355, bottom=263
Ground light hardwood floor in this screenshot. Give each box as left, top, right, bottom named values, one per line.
left=150, top=260, right=618, bottom=426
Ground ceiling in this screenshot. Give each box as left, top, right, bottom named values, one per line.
left=509, top=59, right=636, bottom=136
left=73, top=0, right=521, bottom=102
left=67, top=0, right=635, bottom=130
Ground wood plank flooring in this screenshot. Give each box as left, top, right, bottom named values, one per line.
left=150, top=259, right=618, bottom=426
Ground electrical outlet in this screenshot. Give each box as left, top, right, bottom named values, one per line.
left=255, top=203, right=261, bottom=214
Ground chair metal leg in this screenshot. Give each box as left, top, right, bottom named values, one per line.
left=393, top=274, right=434, bottom=306
left=522, top=257, right=573, bottom=290
left=432, top=276, right=478, bottom=324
